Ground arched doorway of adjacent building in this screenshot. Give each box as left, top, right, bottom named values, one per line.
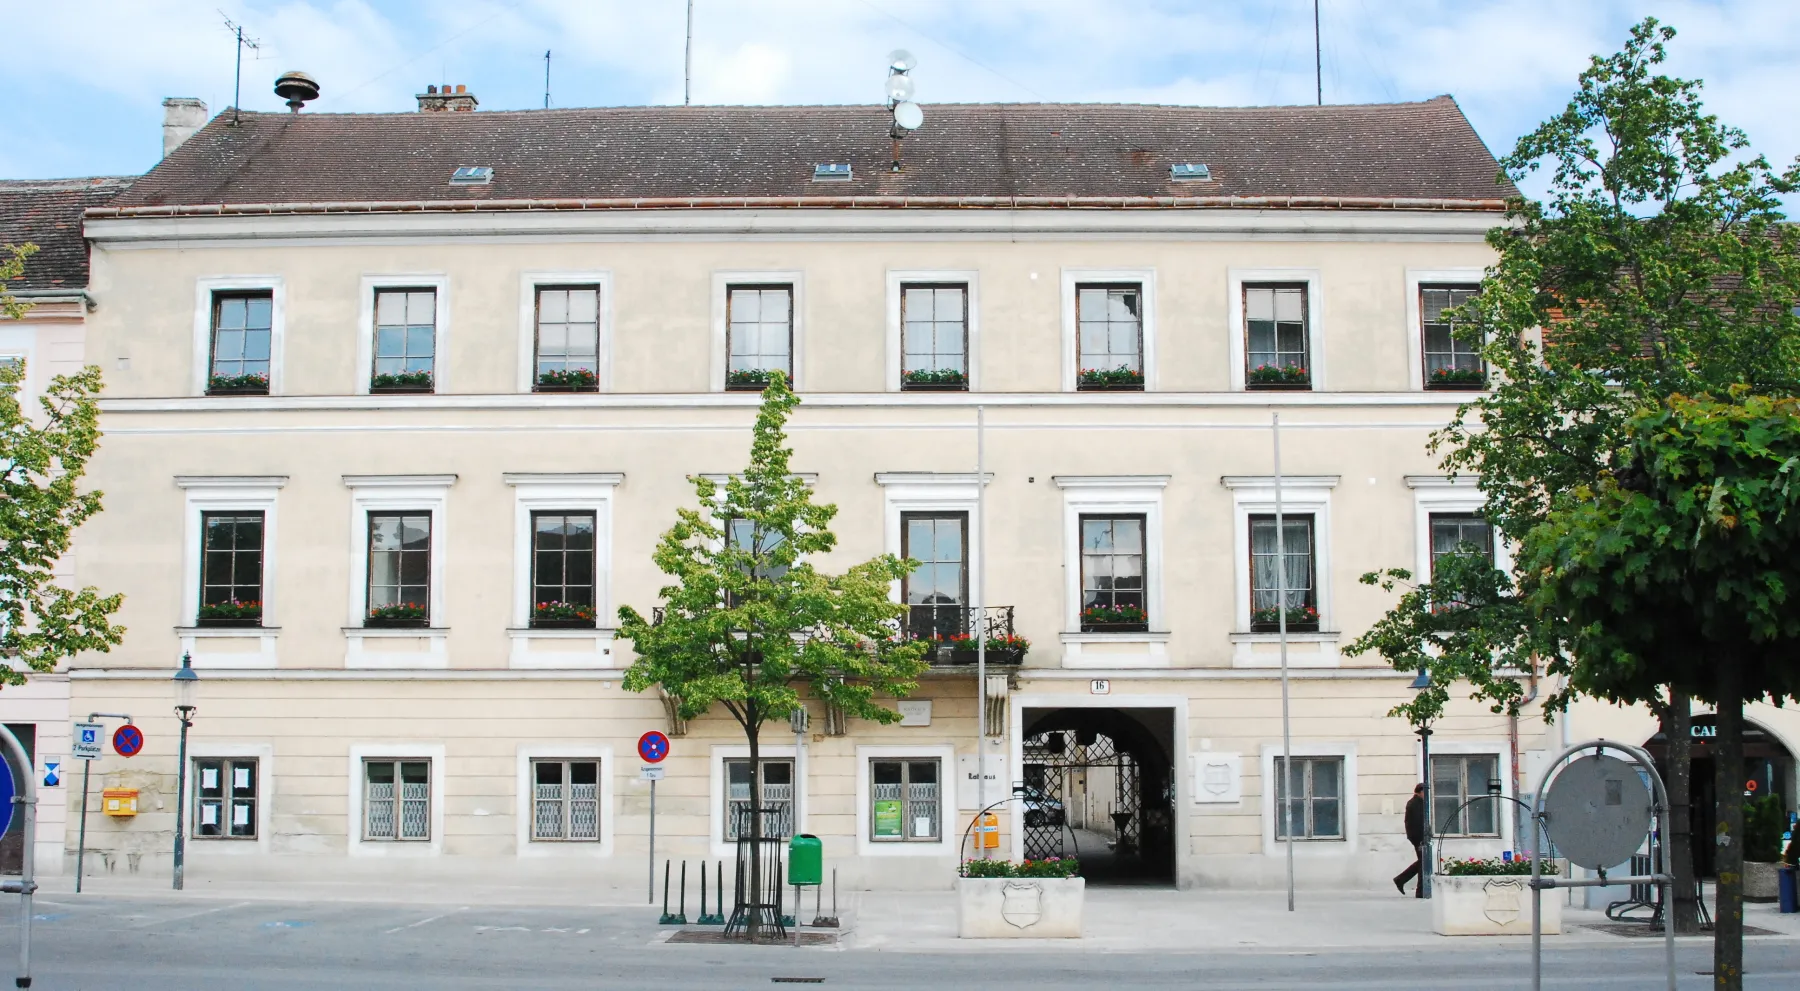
left=1644, top=714, right=1796, bottom=878
left=1019, top=707, right=1176, bottom=885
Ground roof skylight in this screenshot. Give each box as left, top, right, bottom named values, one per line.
left=1170, top=163, right=1212, bottom=182
left=450, top=166, right=494, bottom=185
left=812, top=163, right=852, bottom=182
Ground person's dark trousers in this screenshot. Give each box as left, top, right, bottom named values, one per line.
left=1394, top=843, right=1424, bottom=896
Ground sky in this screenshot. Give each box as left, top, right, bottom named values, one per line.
left=1, top=0, right=1796, bottom=205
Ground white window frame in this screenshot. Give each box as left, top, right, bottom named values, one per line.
left=1405, top=269, right=1486, bottom=391
left=855, top=744, right=956, bottom=857
left=1259, top=742, right=1357, bottom=856
left=1228, top=268, right=1325, bottom=391
left=712, top=271, right=803, bottom=393
left=515, top=743, right=614, bottom=858
left=1060, top=268, right=1157, bottom=392
left=180, top=742, right=274, bottom=856
left=176, top=475, right=286, bottom=669
left=708, top=744, right=803, bottom=859
left=342, top=475, right=455, bottom=669
left=885, top=271, right=979, bottom=392
left=1223, top=475, right=1339, bottom=667
left=1407, top=475, right=1512, bottom=581
left=1415, top=739, right=1514, bottom=848
left=0, top=331, right=38, bottom=407
left=516, top=271, right=614, bottom=393
left=504, top=473, right=623, bottom=669
left=875, top=473, right=985, bottom=609
left=347, top=742, right=445, bottom=857
left=1053, top=476, right=1169, bottom=667
left=356, top=275, right=451, bottom=396
left=192, top=276, right=285, bottom=396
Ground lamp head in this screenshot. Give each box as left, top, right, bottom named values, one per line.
left=1409, top=667, right=1433, bottom=691
left=174, top=651, right=199, bottom=711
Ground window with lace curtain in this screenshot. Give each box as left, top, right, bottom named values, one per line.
left=531, top=759, right=600, bottom=841
left=363, top=759, right=430, bottom=841
left=1249, top=514, right=1317, bottom=632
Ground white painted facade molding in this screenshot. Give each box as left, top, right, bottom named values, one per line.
left=885, top=270, right=981, bottom=392
left=346, top=742, right=447, bottom=858
left=504, top=472, right=623, bottom=669
left=1059, top=268, right=1157, bottom=393
left=515, top=270, right=615, bottom=393
left=190, top=275, right=285, bottom=396
left=354, top=274, right=451, bottom=395
left=342, top=474, right=456, bottom=668
left=514, top=743, right=616, bottom=859
left=710, top=270, right=805, bottom=393
left=179, top=742, right=275, bottom=857
left=1403, top=268, right=1487, bottom=391
left=179, top=475, right=285, bottom=668
left=1227, top=268, right=1326, bottom=392
left=1051, top=475, right=1168, bottom=667
left=1224, top=475, right=1338, bottom=667
left=1258, top=741, right=1359, bottom=857
left=875, top=472, right=987, bottom=607
left=853, top=743, right=958, bottom=858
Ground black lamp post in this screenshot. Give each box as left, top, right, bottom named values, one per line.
left=173, top=653, right=198, bottom=891
left=1411, top=666, right=1434, bottom=899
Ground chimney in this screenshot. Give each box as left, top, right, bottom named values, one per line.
left=416, top=84, right=478, bottom=112
left=162, top=97, right=208, bottom=158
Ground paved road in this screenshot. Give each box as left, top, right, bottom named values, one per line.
left=8, top=894, right=1800, bottom=990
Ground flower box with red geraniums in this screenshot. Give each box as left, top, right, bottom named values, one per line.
left=946, top=633, right=1030, bottom=666
left=206, top=372, right=269, bottom=396
left=1080, top=604, right=1147, bottom=633
left=370, top=370, right=433, bottom=393
left=1250, top=604, right=1319, bottom=633
left=532, top=600, right=597, bottom=629
left=365, top=602, right=428, bottom=628
left=197, top=599, right=262, bottom=627
left=1077, top=367, right=1144, bottom=391
left=1428, top=366, right=1487, bottom=389
left=903, top=368, right=968, bottom=391
left=1247, top=364, right=1310, bottom=388
left=535, top=368, right=599, bottom=392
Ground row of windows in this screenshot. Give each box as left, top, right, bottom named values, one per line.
left=201, top=281, right=1488, bottom=396
left=191, top=753, right=1504, bottom=845
left=198, top=503, right=1493, bottom=633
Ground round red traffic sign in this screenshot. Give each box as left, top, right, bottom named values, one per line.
left=637, top=731, right=670, bottom=763
left=112, top=724, right=144, bottom=758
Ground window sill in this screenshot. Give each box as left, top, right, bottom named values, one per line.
left=1245, top=382, right=1312, bottom=391
left=343, top=626, right=449, bottom=669
left=177, top=626, right=279, bottom=669
left=1425, top=382, right=1489, bottom=392
left=1230, top=630, right=1341, bottom=669
left=369, top=385, right=435, bottom=395
left=533, top=385, right=600, bottom=394
left=191, top=618, right=265, bottom=629
left=901, top=382, right=968, bottom=392
left=1059, top=630, right=1171, bottom=669
left=507, top=627, right=616, bottom=669
left=1077, top=383, right=1146, bottom=392
left=204, top=389, right=270, bottom=398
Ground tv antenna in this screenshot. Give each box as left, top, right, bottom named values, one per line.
left=886, top=50, right=922, bottom=172
left=220, top=10, right=263, bottom=125
left=543, top=50, right=552, bottom=108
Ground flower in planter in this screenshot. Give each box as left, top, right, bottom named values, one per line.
left=367, top=602, right=427, bottom=623
left=726, top=368, right=775, bottom=388
left=1079, top=366, right=1144, bottom=388
left=1439, top=855, right=1542, bottom=876
left=1247, top=364, right=1309, bottom=385
left=1251, top=604, right=1319, bottom=628
left=197, top=598, right=262, bottom=621
left=371, top=370, right=433, bottom=391
left=536, top=368, right=598, bottom=390
left=207, top=372, right=269, bottom=393
left=1429, top=366, right=1487, bottom=386
left=1080, top=604, right=1147, bottom=626
left=533, top=600, right=596, bottom=623
left=960, top=856, right=1081, bottom=878
left=904, top=368, right=967, bottom=387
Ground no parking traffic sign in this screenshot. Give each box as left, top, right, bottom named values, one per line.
left=637, top=731, right=670, bottom=764
left=112, top=724, right=144, bottom=758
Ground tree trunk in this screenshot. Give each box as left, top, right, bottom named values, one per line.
left=1667, top=691, right=1701, bottom=934
left=1713, top=674, right=1745, bottom=991
left=746, top=701, right=764, bottom=941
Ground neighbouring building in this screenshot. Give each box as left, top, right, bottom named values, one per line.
left=61, top=89, right=1796, bottom=894
left=0, top=173, right=135, bottom=874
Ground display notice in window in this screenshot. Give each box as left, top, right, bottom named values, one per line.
left=232, top=803, right=251, bottom=826
left=201, top=767, right=219, bottom=790
left=200, top=804, right=219, bottom=826
left=914, top=816, right=934, bottom=838
left=234, top=767, right=251, bottom=790
left=873, top=799, right=902, bottom=838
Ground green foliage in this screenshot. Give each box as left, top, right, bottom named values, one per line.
left=1743, top=794, right=1786, bottom=863
left=370, top=370, right=433, bottom=391
left=959, top=857, right=1080, bottom=879
left=0, top=360, right=125, bottom=679
left=902, top=368, right=965, bottom=387
left=617, top=370, right=930, bottom=734
left=1246, top=364, right=1309, bottom=385
left=206, top=372, right=268, bottom=394
left=1, top=243, right=40, bottom=320
left=1439, top=856, right=1549, bottom=876
left=196, top=599, right=261, bottom=621
left=536, top=368, right=597, bottom=390
left=1078, top=366, right=1144, bottom=387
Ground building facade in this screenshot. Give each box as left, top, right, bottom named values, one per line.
left=58, top=95, right=1797, bottom=893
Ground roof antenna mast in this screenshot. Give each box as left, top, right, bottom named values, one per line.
left=886, top=51, right=922, bottom=172
left=544, top=50, right=552, bottom=109
left=220, top=10, right=263, bottom=125
left=684, top=0, right=694, bottom=105
left=1313, top=0, right=1322, bottom=106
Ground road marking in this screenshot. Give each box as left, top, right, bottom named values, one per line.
left=474, top=926, right=531, bottom=933
left=577, top=928, right=591, bottom=934
left=128, top=901, right=251, bottom=929
left=384, top=907, right=464, bottom=935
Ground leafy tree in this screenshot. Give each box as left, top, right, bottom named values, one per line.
left=1521, top=392, right=1800, bottom=986
left=1350, top=18, right=1800, bottom=967
left=0, top=354, right=126, bottom=676
left=1, top=243, right=40, bottom=320
left=616, top=371, right=929, bottom=938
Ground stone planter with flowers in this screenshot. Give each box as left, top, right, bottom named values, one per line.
left=956, top=857, right=1084, bottom=938
left=1079, top=604, right=1147, bottom=633
left=1432, top=856, right=1563, bottom=935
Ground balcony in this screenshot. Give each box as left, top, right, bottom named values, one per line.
left=900, top=605, right=1025, bottom=667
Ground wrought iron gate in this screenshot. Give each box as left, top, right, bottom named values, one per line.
left=1021, top=729, right=1141, bottom=861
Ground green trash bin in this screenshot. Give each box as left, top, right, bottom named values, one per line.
left=788, top=833, right=822, bottom=886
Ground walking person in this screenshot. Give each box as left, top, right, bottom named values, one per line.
left=1393, top=783, right=1427, bottom=897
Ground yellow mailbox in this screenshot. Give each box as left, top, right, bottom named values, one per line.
left=102, top=789, right=139, bottom=817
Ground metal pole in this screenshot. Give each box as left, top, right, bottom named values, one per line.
left=683, top=0, right=694, bottom=106
left=75, top=759, right=91, bottom=895
left=1273, top=411, right=1294, bottom=911
left=1531, top=787, right=1543, bottom=991
left=173, top=713, right=191, bottom=890
left=543, top=50, right=551, bottom=109
left=975, top=405, right=988, bottom=857
left=1419, top=726, right=1433, bottom=898
left=1313, top=0, right=1322, bottom=106
left=648, top=777, right=657, bottom=905
left=0, top=724, right=37, bottom=989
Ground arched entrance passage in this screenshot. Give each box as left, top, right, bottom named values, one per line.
left=1020, top=707, right=1175, bottom=885
left=1644, top=714, right=1796, bottom=878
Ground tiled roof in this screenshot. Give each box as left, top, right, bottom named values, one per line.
left=104, top=98, right=1514, bottom=214
left=0, top=177, right=134, bottom=291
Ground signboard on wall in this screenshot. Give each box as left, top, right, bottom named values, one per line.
left=873, top=799, right=903, bottom=837
left=956, top=753, right=1007, bottom=810
left=1192, top=752, right=1242, bottom=804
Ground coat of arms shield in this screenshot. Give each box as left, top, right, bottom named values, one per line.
left=1000, top=881, right=1044, bottom=929
left=1482, top=877, right=1526, bottom=926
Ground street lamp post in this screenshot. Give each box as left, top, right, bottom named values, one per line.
left=173, top=653, right=198, bottom=891
left=1411, top=666, right=1434, bottom=899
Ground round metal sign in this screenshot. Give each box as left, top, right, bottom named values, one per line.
left=637, top=731, right=670, bottom=764
left=112, top=724, right=144, bottom=758
left=1542, top=753, right=1653, bottom=869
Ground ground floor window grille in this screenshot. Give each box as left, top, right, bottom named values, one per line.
left=532, top=759, right=601, bottom=841
left=1273, top=756, right=1343, bottom=841
left=1432, top=754, right=1501, bottom=837
left=724, top=758, right=793, bottom=841
left=364, top=759, right=430, bottom=841
left=870, top=759, right=941, bottom=841
left=194, top=758, right=257, bottom=839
